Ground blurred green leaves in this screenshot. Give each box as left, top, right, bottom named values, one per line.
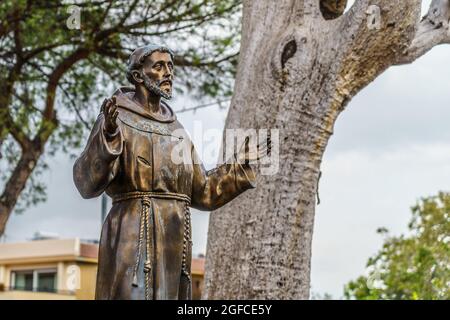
left=344, top=192, right=450, bottom=300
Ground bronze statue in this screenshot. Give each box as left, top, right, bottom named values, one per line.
left=73, top=44, right=269, bottom=300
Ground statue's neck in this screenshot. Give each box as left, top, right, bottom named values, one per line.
left=133, top=86, right=161, bottom=114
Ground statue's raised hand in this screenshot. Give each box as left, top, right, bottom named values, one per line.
left=236, top=135, right=272, bottom=165
left=101, top=96, right=119, bottom=137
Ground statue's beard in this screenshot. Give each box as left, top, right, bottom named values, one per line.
left=143, top=74, right=172, bottom=100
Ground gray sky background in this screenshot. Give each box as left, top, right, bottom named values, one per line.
left=3, top=0, right=449, bottom=299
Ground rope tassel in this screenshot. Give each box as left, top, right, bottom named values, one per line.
left=112, top=191, right=192, bottom=299
left=181, top=202, right=192, bottom=282
left=132, top=198, right=147, bottom=288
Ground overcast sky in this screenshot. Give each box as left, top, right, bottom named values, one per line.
left=3, top=0, right=449, bottom=299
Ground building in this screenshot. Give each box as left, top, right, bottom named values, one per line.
left=191, top=255, right=205, bottom=300
left=0, top=238, right=98, bottom=300
left=0, top=238, right=206, bottom=300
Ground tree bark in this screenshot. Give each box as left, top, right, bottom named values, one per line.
left=204, top=0, right=449, bottom=299
left=0, top=144, right=42, bottom=236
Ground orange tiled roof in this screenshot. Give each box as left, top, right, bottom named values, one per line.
left=80, top=243, right=99, bottom=259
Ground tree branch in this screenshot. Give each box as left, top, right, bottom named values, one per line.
left=0, top=47, right=93, bottom=232
left=23, top=42, right=75, bottom=61
left=58, top=83, right=91, bottom=130
left=96, top=45, right=238, bottom=69
left=37, top=48, right=90, bottom=143
left=333, top=0, right=422, bottom=96
left=0, top=143, right=41, bottom=236
left=0, top=1, right=32, bottom=39
left=0, top=61, right=28, bottom=147
left=12, top=13, right=23, bottom=62
left=94, top=0, right=238, bottom=42
left=117, top=0, right=140, bottom=27
left=395, top=0, right=450, bottom=65
left=6, top=117, right=31, bottom=150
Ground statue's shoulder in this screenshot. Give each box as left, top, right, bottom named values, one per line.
left=111, top=86, right=177, bottom=123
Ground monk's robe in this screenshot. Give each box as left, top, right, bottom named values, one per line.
left=73, top=87, right=256, bottom=300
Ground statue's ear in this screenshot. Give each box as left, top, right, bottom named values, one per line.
left=131, top=70, right=144, bottom=84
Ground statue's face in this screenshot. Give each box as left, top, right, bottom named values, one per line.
left=141, top=51, right=174, bottom=100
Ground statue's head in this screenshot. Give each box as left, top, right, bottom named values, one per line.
left=127, top=44, right=174, bottom=100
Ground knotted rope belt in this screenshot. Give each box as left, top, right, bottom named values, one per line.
left=112, top=191, right=192, bottom=300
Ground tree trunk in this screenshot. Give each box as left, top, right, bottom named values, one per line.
left=0, top=48, right=88, bottom=236
left=0, top=143, right=43, bottom=236
left=204, top=0, right=449, bottom=299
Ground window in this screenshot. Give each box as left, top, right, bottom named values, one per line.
left=12, top=271, right=33, bottom=291
left=11, top=269, right=57, bottom=293
left=37, top=271, right=56, bottom=292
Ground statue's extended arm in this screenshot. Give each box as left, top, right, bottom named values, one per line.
left=73, top=105, right=123, bottom=199
left=190, top=146, right=256, bottom=211
left=190, top=135, right=271, bottom=210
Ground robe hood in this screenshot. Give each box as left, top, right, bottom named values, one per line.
left=112, top=86, right=176, bottom=123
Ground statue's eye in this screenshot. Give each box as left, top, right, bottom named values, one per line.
left=153, top=63, right=162, bottom=70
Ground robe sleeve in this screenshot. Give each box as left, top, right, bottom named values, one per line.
left=190, top=145, right=256, bottom=211
left=73, top=113, right=123, bottom=199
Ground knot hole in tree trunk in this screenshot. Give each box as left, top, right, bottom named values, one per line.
left=281, top=40, right=297, bottom=69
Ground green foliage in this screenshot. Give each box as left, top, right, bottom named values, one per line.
left=0, top=0, right=242, bottom=212
left=344, top=192, right=450, bottom=300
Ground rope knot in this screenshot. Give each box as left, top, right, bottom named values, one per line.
left=141, top=197, right=151, bottom=207
left=144, top=260, right=152, bottom=273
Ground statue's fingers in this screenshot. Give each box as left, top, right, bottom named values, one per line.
left=109, top=105, right=117, bottom=117
left=101, top=98, right=108, bottom=113
left=104, top=99, right=113, bottom=114
left=105, top=99, right=114, bottom=114
left=112, top=109, right=119, bottom=122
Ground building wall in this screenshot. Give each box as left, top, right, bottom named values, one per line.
left=0, top=265, right=5, bottom=288
left=0, top=239, right=82, bottom=262
left=0, top=260, right=97, bottom=300
left=192, top=274, right=204, bottom=300
left=76, top=263, right=97, bottom=300
left=0, top=290, right=76, bottom=300
left=0, top=240, right=203, bottom=300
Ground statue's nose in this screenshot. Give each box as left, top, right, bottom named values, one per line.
left=163, top=65, right=173, bottom=79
